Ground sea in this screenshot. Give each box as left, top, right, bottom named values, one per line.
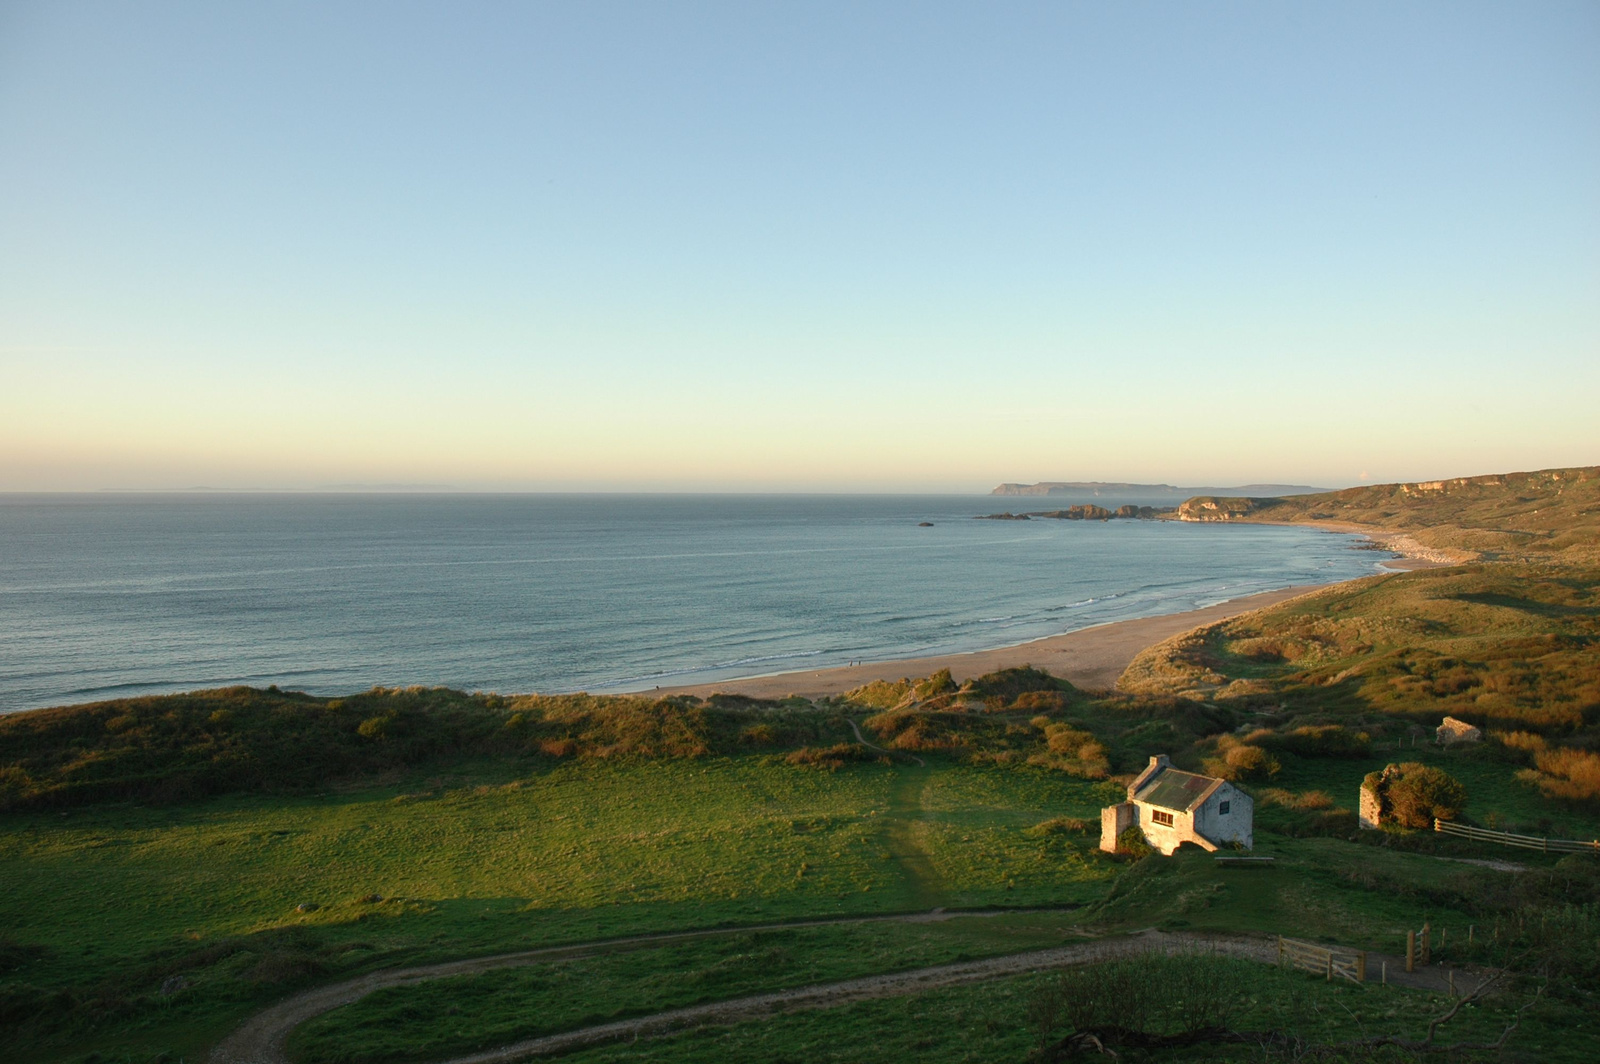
left=0, top=493, right=1396, bottom=714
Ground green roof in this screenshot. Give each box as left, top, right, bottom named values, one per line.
left=1135, top=768, right=1220, bottom=812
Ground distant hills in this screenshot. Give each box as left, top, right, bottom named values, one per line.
left=1173, top=465, right=1600, bottom=559
left=991, top=481, right=1330, bottom=498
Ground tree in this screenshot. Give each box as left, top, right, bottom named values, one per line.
left=1383, top=762, right=1467, bottom=827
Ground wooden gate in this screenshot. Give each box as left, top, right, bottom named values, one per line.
left=1278, top=936, right=1367, bottom=985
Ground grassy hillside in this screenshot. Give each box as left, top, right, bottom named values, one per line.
left=1176, top=464, right=1600, bottom=558
left=4, top=464, right=1599, bottom=1062
left=3, top=664, right=1596, bottom=1062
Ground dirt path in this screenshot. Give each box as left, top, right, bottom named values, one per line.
left=877, top=764, right=943, bottom=911
left=205, top=908, right=1059, bottom=1064
left=846, top=717, right=922, bottom=767
left=433, top=930, right=1275, bottom=1064
left=207, top=919, right=1482, bottom=1064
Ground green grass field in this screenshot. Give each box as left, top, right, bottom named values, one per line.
left=0, top=755, right=1118, bottom=1063
left=547, top=960, right=1598, bottom=1064
left=4, top=742, right=1592, bottom=1063
left=287, top=913, right=1089, bottom=1064
left=5, top=466, right=1599, bottom=1063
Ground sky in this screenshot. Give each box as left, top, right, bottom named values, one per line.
left=1, top=1, right=1596, bottom=492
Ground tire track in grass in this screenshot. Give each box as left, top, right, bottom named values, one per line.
left=210, top=922, right=1487, bottom=1064
left=206, top=907, right=1068, bottom=1064
left=878, top=764, right=943, bottom=912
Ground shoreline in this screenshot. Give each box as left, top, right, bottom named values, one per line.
left=650, top=585, right=1327, bottom=699
left=652, top=530, right=1455, bottom=701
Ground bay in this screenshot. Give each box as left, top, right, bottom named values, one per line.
left=0, top=493, right=1391, bottom=713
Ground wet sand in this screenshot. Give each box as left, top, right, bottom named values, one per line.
left=655, top=585, right=1323, bottom=700
left=651, top=527, right=1458, bottom=702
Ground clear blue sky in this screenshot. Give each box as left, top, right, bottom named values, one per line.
left=2, top=1, right=1596, bottom=491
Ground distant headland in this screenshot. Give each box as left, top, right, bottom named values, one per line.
left=990, top=481, right=1330, bottom=498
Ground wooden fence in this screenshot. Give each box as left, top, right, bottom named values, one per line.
left=1278, top=937, right=1367, bottom=985
left=1434, top=819, right=1600, bottom=855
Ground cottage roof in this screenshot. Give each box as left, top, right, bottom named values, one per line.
left=1134, top=767, right=1223, bottom=812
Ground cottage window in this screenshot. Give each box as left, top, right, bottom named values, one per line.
left=1218, top=801, right=1231, bottom=816
left=1151, top=809, right=1174, bottom=827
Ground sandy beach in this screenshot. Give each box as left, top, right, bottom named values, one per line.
left=655, top=584, right=1318, bottom=700
left=655, top=534, right=1456, bottom=702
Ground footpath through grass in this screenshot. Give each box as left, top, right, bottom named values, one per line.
left=0, top=756, right=1114, bottom=1063
left=287, top=913, right=1089, bottom=1064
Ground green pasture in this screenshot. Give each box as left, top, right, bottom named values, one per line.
left=555, top=960, right=1597, bottom=1064
left=289, top=913, right=1090, bottom=1064
left=0, top=755, right=1113, bottom=1062
left=1259, top=741, right=1600, bottom=839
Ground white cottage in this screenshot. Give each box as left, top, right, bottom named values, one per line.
left=1100, top=755, right=1253, bottom=855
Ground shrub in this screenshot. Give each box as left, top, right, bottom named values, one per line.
left=1378, top=762, right=1468, bottom=828
left=0, top=686, right=841, bottom=810
left=1046, top=725, right=1095, bottom=756
left=1014, top=690, right=1069, bottom=713
left=1256, top=788, right=1333, bottom=810
left=1271, top=724, right=1371, bottom=758
left=1495, top=730, right=1548, bottom=754
left=1032, top=724, right=1110, bottom=778
left=1203, top=735, right=1280, bottom=781
left=1116, top=826, right=1153, bottom=857
left=1519, top=747, right=1600, bottom=801
left=1028, top=950, right=1245, bottom=1048
left=784, top=743, right=872, bottom=770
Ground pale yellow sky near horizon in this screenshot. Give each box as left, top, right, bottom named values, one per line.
left=3, top=4, right=1597, bottom=493
left=3, top=332, right=1594, bottom=492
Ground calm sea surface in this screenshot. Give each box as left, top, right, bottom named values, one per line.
left=0, top=494, right=1393, bottom=713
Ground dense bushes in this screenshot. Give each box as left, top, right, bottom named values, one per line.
left=1261, top=725, right=1371, bottom=758
left=0, top=686, right=846, bottom=811
left=1519, top=747, right=1600, bottom=801
left=1202, top=735, right=1280, bottom=782
left=783, top=743, right=877, bottom=770
left=1028, top=721, right=1110, bottom=778
left=0, top=686, right=494, bottom=810
left=1028, top=950, right=1244, bottom=1051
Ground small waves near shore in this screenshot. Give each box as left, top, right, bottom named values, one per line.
left=0, top=494, right=1394, bottom=712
